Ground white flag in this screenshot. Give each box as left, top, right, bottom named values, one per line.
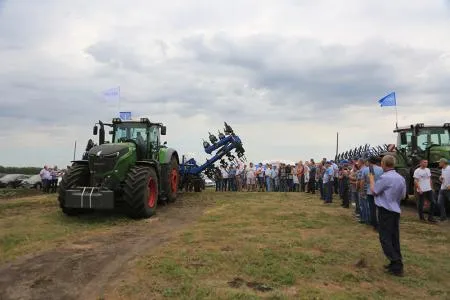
left=102, top=86, right=120, bottom=100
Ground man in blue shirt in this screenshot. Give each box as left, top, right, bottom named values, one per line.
left=370, top=155, right=406, bottom=277
left=323, top=162, right=334, bottom=203
left=363, top=157, right=384, bottom=230
left=358, top=160, right=370, bottom=224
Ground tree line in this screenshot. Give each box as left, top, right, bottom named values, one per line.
left=0, top=166, right=41, bottom=175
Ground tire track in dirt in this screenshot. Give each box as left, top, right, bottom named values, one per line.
left=0, top=195, right=210, bottom=300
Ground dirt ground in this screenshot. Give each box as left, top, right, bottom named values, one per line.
left=0, top=193, right=210, bottom=300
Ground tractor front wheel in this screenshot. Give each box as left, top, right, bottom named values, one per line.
left=123, top=165, right=159, bottom=218
left=58, top=163, right=90, bottom=216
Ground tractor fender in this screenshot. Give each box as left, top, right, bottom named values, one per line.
left=159, top=148, right=179, bottom=165
left=135, top=160, right=161, bottom=179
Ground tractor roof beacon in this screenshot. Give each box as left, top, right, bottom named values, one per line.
left=58, top=117, right=180, bottom=218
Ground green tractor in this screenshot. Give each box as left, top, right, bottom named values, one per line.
left=382, top=123, right=450, bottom=210
left=58, top=117, right=180, bottom=218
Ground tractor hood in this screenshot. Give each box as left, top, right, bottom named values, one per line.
left=429, top=145, right=450, bottom=163
left=88, top=143, right=130, bottom=157
left=87, top=143, right=134, bottom=186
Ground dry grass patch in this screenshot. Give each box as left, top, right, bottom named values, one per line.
left=111, top=191, right=450, bottom=300
left=0, top=194, right=132, bottom=262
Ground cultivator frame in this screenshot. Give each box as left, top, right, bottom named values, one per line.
left=335, top=144, right=390, bottom=162
left=178, top=122, right=246, bottom=192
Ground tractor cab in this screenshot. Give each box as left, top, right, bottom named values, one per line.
left=93, top=117, right=166, bottom=161
left=110, top=118, right=166, bottom=160
left=395, top=123, right=450, bottom=166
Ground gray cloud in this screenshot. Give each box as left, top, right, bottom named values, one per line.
left=1, top=0, right=449, bottom=166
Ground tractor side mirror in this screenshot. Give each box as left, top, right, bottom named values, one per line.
left=161, top=126, right=167, bottom=135
left=93, top=125, right=98, bottom=135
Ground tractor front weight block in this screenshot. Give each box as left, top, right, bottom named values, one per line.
left=65, top=187, right=115, bottom=209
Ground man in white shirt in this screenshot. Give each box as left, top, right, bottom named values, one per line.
left=221, top=166, right=229, bottom=192
left=438, top=158, right=450, bottom=221
left=39, top=165, right=51, bottom=193
left=413, top=159, right=436, bottom=222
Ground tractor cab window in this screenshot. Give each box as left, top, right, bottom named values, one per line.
left=114, top=125, right=147, bottom=146
left=417, top=128, right=450, bottom=149
left=148, top=126, right=160, bottom=159
left=398, top=131, right=412, bottom=150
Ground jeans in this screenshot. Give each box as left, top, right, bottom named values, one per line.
left=319, top=179, right=324, bottom=200
left=367, top=194, right=378, bottom=228
left=280, top=179, right=287, bottom=192
left=334, top=178, right=339, bottom=194
left=258, top=177, right=265, bottom=191
left=352, top=191, right=360, bottom=215
left=324, top=181, right=333, bottom=203
left=221, top=179, right=228, bottom=191
left=417, top=190, right=435, bottom=220
left=378, top=206, right=403, bottom=272
left=342, top=187, right=350, bottom=207
left=308, top=179, right=316, bottom=194
left=339, top=179, right=344, bottom=199
left=359, top=195, right=370, bottom=224
left=438, top=189, right=450, bottom=220
left=265, top=177, right=272, bottom=192
left=300, top=175, right=305, bottom=192
left=215, top=180, right=221, bottom=191
left=274, top=178, right=279, bottom=192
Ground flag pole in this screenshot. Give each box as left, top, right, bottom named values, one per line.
left=73, top=140, right=77, bottom=160
left=335, top=132, right=339, bottom=159
left=117, top=86, right=121, bottom=117
left=395, top=105, right=399, bottom=129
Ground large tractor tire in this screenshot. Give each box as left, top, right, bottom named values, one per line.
left=167, top=156, right=179, bottom=203
left=123, top=165, right=159, bottom=218
left=58, top=163, right=90, bottom=216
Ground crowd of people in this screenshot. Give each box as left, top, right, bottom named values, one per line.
left=214, top=155, right=450, bottom=277
left=214, top=157, right=449, bottom=224
left=39, top=165, right=63, bottom=193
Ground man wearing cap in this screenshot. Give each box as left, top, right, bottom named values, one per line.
left=369, top=155, right=406, bottom=276
left=413, top=159, right=436, bottom=222
left=438, top=158, right=450, bottom=221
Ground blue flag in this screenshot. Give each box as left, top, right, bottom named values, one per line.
left=119, top=111, right=131, bottom=120
left=378, top=92, right=396, bottom=107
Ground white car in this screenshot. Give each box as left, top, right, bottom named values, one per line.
left=204, top=178, right=215, bottom=187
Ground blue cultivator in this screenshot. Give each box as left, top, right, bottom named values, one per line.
left=179, top=122, right=246, bottom=192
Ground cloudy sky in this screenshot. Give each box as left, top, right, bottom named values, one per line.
left=1, top=0, right=450, bottom=168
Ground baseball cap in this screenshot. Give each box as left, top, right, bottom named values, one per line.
left=439, top=158, right=449, bottom=164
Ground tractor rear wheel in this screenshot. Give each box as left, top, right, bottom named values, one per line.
left=167, top=156, right=179, bottom=203
left=123, top=165, right=159, bottom=218
left=58, top=163, right=90, bottom=216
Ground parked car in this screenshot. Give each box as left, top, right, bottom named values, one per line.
left=20, top=174, right=43, bottom=190
left=204, top=178, right=215, bottom=187
left=0, top=174, right=30, bottom=188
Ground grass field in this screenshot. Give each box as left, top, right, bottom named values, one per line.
left=0, top=194, right=132, bottom=263
left=0, top=191, right=449, bottom=299
left=108, top=191, right=450, bottom=300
